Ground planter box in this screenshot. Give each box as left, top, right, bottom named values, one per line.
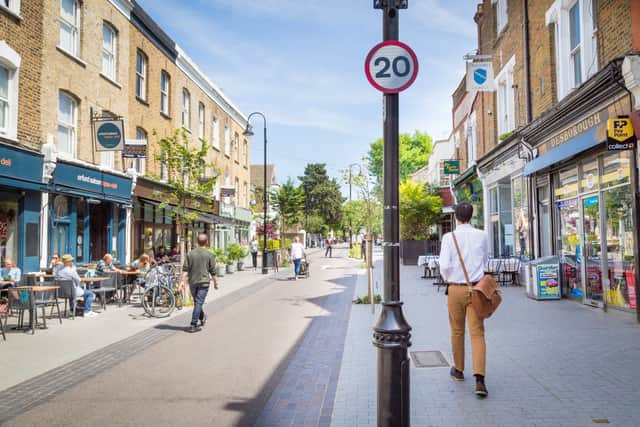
left=400, top=240, right=441, bottom=265
left=226, top=264, right=235, bottom=274
left=217, top=266, right=226, bottom=277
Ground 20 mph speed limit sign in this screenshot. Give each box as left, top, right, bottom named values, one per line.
left=365, top=40, right=419, bottom=93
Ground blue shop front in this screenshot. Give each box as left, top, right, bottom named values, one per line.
left=0, top=142, right=44, bottom=274
left=49, top=161, right=132, bottom=264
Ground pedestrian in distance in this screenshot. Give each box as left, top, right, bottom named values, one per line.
left=361, top=236, right=366, bottom=261
left=324, top=238, right=332, bottom=258
left=290, top=237, right=305, bottom=280
left=179, top=233, right=218, bottom=333
left=438, top=202, right=490, bottom=397
left=250, top=236, right=259, bottom=270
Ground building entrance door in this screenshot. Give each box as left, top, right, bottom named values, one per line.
left=581, top=195, right=603, bottom=307
left=90, top=204, right=108, bottom=261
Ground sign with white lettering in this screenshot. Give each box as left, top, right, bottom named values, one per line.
left=94, top=120, right=125, bottom=151
left=607, top=117, right=636, bottom=151
left=123, top=139, right=147, bottom=159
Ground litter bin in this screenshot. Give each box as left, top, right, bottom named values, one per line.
left=527, top=256, right=561, bottom=300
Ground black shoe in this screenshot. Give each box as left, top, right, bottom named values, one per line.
left=450, top=367, right=464, bottom=381
left=200, top=314, right=207, bottom=327
left=475, top=376, right=488, bottom=397
left=189, top=325, right=202, bottom=333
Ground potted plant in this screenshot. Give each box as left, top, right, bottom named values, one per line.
left=225, top=247, right=235, bottom=274
left=227, top=243, right=248, bottom=271
left=210, top=248, right=226, bottom=277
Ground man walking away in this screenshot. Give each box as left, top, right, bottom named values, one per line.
left=438, top=202, right=490, bottom=397
left=325, top=238, right=332, bottom=258
left=180, top=233, right=218, bottom=333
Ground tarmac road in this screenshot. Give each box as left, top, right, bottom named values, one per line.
left=2, top=246, right=359, bottom=427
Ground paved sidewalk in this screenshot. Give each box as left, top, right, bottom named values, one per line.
left=333, top=253, right=640, bottom=426
left=0, top=266, right=274, bottom=392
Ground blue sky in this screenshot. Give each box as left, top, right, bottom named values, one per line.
left=137, top=0, right=479, bottom=193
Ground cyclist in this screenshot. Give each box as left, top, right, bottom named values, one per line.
left=179, top=233, right=218, bottom=333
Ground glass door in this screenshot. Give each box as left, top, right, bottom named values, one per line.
left=582, top=195, right=603, bottom=306
left=557, top=198, right=581, bottom=299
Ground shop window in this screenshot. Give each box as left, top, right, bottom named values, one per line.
left=512, top=176, right=529, bottom=259
left=579, top=159, right=599, bottom=193
left=0, top=200, right=18, bottom=266
left=101, top=23, right=117, bottom=80
left=59, top=0, right=80, bottom=57
left=555, top=167, right=578, bottom=199
left=57, top=91, right=77, bottom=158
left=538, top=185, right=552, bottom=257
left=546, top=0, right=598, bottom=99
left=160, top=71, right=170, bottom=115
left=143, top=203, right=153, bottom=222
left=602, top=152, right=630, bottom=188
left=135, top=50, right=147, bottom=101
left=0, top=41, right=19, bottom=140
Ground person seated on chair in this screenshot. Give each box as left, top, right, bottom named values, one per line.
left=56, top=254, right=97, bottom=317
left=0, top=258, right=21, bottom=289
left=155, top=247, right=169, bottom=263
left=131, top=254, right=152, bottom=287
left=96, top=253, right=124, bottom=298
left=49, top=253, right=63, bottom=274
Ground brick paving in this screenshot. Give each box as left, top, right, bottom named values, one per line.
left=333, top=252, right=640, bottom=426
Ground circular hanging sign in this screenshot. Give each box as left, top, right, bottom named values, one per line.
left=96, top=121, right=124, bottom=150
left=365, top=40, right=419, bottom=94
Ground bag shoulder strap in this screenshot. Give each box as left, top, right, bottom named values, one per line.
left=451, top=232, right=472, bottom=287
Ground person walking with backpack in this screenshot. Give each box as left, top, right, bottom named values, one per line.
left=180, top=233, right=218, bottom=333
left=438, top=202, right=490, bottom=397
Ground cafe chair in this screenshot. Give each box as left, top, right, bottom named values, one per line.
left=33, top=283, right=62, bottom=328
left=55, top=279, right=80, bottom=319
left=91, top=274, right=119, bottom=310
left=5, top=288, right=32, bottom=333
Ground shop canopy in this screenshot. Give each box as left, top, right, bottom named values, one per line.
left=523, top=128, right=600, bottom=176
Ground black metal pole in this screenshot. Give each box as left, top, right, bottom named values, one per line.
left=373, top=2, right=412, bottom=426
left=262, top=121, right=269, bottom=275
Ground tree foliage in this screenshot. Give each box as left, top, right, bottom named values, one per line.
left=269, top=178, right=305, bottom=232
left=367, top=130, right=433, bottom=185
left=341, top=164, right=382, bottom=237
left=399, top=180, right=443, bottom=240
left=299, top=163, right=344, bottom=229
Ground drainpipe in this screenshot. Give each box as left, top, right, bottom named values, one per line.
left=523, top=0, right=533, bottom=124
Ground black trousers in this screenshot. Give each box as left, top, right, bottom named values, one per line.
left=251, top=251, right=258, bottom=268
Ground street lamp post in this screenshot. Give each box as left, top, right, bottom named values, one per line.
left=243, top=112, right=269, bottom=275
left=372, top=1, right=412, bottom=426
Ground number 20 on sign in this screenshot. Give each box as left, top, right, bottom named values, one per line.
left=365, top=40, right=419, bottom=93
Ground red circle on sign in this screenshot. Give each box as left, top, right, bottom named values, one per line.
left=365, top=40, right=419, bottom=94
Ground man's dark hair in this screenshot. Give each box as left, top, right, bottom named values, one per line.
left=197, top=233, right=208, bottom=246
left=454, top=202, right=473, bottom=223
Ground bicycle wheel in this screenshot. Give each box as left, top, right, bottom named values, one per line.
left=142, top=285, right=175, bottom=317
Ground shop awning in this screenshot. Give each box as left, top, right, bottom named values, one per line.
left=0, top=143, right=45, bottom=191
left=524, top=128, right=600, bottom=176
left=51, top=161, right=133, bottom=204
left=452, top=166, right=476, bottom=187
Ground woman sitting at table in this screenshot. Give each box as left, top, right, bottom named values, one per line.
left=131, top=254, right=152, bottom=286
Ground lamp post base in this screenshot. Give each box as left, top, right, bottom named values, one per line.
left=261, top=267, right=269, bottom=275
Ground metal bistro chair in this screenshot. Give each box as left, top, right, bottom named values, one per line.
left=92, top=272, right=120, bottom=310
left=499, top=258, right=521, bottom=287
left=5, top=287, right=32, bottom=333
left=33, top=281, right=62, bottom=328
left=486, top=258, right=502, bottom=283
left=55, top=279, right=80, bottom=319
left=432, top=260, right=447, bottom=293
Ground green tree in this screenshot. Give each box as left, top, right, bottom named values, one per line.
left=399, top=180, right=443, bottom=240
left=341, top=164, right=382, bottom=240
left=153, top=128, right=216, bottom=299
left=367, top=130, right=433, bottom=185
left=270, top=178, right=305, bottom=257
left=299, top=163, right=344, bottom=230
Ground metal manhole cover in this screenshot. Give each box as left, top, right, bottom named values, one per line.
left=411, top=351, right=449, bottom=368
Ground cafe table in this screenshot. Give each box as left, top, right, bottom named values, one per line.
left=13, top=285, right=59, bottom=334
left=115, top=270, right=143, bottom=303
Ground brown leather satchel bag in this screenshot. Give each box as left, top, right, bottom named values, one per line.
left=451, top=232, right=502, bottom=320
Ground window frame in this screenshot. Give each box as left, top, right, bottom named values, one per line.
left=160, top=71, right=170, bottom=115
left=212, top=116, right=220, bottom=150
left=134, top=127, right=147, bottom=175
left=181, top=88, right=190, bottom=129
left=1, top=0, right=20, bottom=16
left=59, top=0, right=80, bottom=57
left=0, top=42, right=20, bottom=141
left=135, top=50, right=147, bottom=101
left=224, top=125, right=230, bottom=157
left=243, top=139, right=248, bottom=167
left=198, top=102, right=205, bottom=140
left=101, top=22, right=117, bottom=80
left=57, top=91, right=78, bottom=159
left=494, top=55, right=516, bottom=137
left=234, top=132, right=239, bottom=162
left=494, top=0, right=508, bottom=35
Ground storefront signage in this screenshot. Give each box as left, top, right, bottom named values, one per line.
left=94, top=119, right=125, bottom=151
left=443, top=160, right=460, bottom=175
left=0, top=144, right=44, bottom=190
left=466, top=62, right=495, bottom=92
left=122, top=139, right=147, bottom=159
left=53, top=162, right=132, bottom=203
left=537, top=264, right=560, bottom=299
left=584, top=195, right=599, bottom=208
left=538, top=110, right=607, bottom=156
left=606, top=117, right=636, bottom=151
left=220, top=187, right=236, bottom=198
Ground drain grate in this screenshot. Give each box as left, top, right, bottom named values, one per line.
left=411, top=351, right=449, bottom=368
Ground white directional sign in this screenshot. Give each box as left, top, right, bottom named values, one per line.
left=365, top=40, right=419, bottom=93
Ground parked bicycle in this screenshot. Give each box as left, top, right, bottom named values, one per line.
left=141, top=263, right=184, bottom=317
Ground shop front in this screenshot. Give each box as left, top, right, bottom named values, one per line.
left=0, top=143, right=44, bottom=273
left=452, top=166, right=484, bottom=229
left=48, top=161, right=132, bottom=264
left=523, top=90, right=638, bottom=313
left=132, top=178, right=176, bottom=259
left=478, top=138, right=530, bottom=259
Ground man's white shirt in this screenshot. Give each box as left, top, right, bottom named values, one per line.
left=439, top=224, right=489, bottom=283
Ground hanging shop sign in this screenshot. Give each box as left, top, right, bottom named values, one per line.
left=220, top=187, right=236, bottom=198
left=443, top=160, right=460, bottom=175
left=123, top=139, right=147, bottom=159
left=466, top=62, right=495, bottom=92
left=94, top=119, right=125, bottom=151
left=606, top=116, right=636, bottom=151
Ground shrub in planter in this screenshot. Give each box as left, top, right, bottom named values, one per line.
left=210, top=247, right=227, bottom=277
left=226, top=243, right=248, bottom=271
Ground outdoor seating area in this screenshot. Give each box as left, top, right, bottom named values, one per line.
left=417, top=254, right=523, bottom=287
